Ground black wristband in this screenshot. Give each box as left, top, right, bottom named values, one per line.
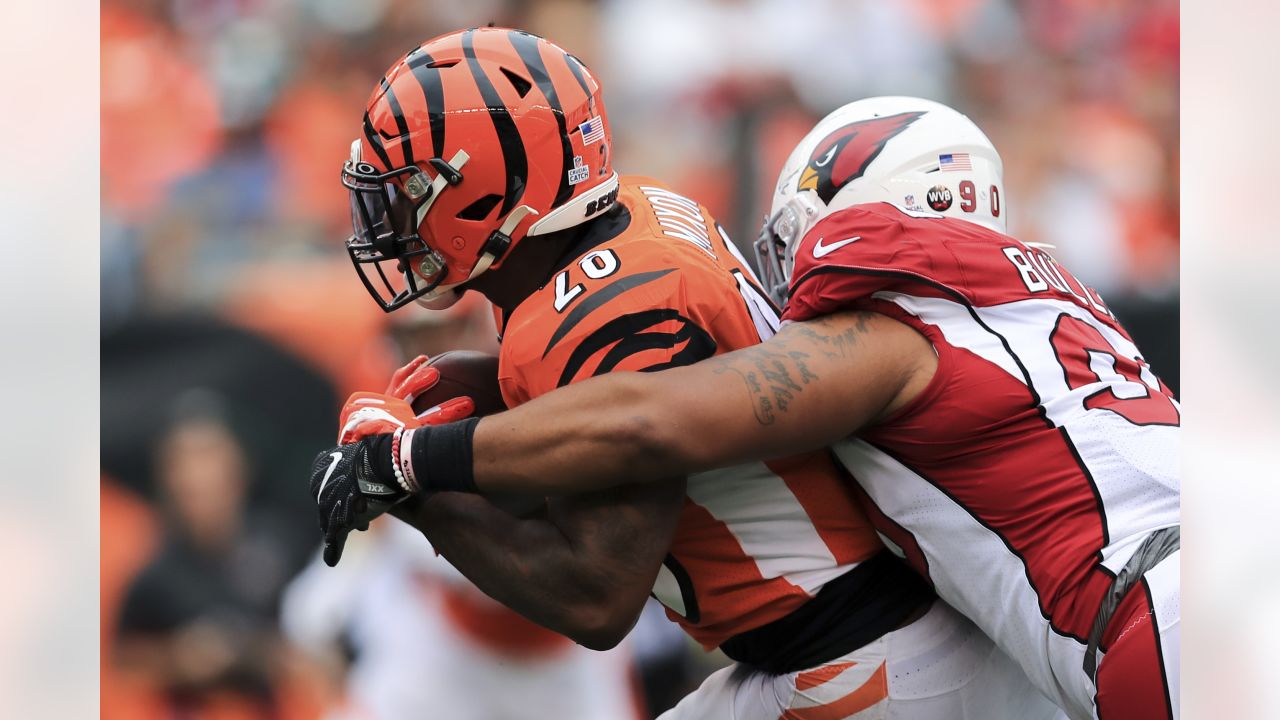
left=409, top=417, right=480, bottom=494
left=367, top=433, right=399, bottom=481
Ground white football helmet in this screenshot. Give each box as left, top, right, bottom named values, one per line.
left=754, top=96, right=1005, bottom=305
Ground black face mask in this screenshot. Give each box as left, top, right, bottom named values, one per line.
left=341, top=157, right=452, bottom=313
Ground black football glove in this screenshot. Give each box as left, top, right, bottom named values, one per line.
left=309, top=435, right=407, bottom=566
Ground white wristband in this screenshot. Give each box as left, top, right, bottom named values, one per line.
left=399, top=428, right=420, bottom=493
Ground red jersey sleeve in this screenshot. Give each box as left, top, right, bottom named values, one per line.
left=782, top=203, right=974, bottom=323
left=783, top=202, right=1122, bottom=331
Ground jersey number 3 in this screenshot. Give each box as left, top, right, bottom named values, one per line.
left=1049, top=313, right=1179, bottom=426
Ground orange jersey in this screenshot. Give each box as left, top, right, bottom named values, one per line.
left=498, top=177, right=883, bottom=648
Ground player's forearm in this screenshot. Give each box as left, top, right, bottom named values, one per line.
left=409, top=312, right=915, bottom=496
left=470, top=371, right=703, bottom=494
left=401, top=493, right=645, bottom=649
left=391, top=369, right=745, bottom=495
left=467, top=316, right=880, bottom=494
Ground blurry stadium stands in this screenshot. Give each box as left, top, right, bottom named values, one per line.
left=101, top=1, right=1179, bottom=717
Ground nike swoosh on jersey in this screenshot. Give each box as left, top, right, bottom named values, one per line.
left=317, top=451, right=343, bottom=498
left=812, top=236, right=861, bottom=258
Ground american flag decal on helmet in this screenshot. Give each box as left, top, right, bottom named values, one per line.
left=939, top=152, right=972, bottom=171
left=579, top=116, right=605, bottom=145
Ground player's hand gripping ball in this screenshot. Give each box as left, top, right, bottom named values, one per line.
left=399, top=351, right=545, bottom=518
left=315, top=351, right=526, bottom=567
left=335, top=353, right=481, bottom=445
left=405, top=351, right=506, bottom=416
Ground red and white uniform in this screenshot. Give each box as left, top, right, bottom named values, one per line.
left=785, top=202, right=1180, bottom=720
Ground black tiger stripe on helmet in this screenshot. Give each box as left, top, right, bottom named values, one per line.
left=381, top=82, right=415, bottom=167
left=404, top=48, right=447, bottom=160
left=562, top=52, right=595, bottom=110
left=508, top=29, right=576, bottom=209
left=361, top=112, right=394, bottom=169
left=461, top=28, right=528, bottom=218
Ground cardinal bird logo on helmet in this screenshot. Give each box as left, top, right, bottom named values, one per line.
left=798, top=111, right=925, bottom=203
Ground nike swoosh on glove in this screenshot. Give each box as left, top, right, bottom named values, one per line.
left=309, top=436, right=405, bottom=566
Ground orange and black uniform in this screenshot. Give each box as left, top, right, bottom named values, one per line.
left=496, top=177, right=931, bottom=671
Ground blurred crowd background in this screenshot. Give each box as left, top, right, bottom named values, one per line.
left=101, top=0, right=1179, bottom=718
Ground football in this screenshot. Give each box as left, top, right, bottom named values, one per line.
left=406, top=350, right=544, bottom=517
left=411, top=350, right=506, bottom=417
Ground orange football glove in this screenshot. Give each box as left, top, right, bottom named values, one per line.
left=384, top=355, right=440, bottom=404
left=337, top=356, right=475, bottom=444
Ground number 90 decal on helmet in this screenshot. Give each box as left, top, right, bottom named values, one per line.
left=341, top=27, right=620, bottom=312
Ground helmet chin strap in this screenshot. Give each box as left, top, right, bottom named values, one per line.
left=415, top=204, right=539, bottom=305
left=415, top=289, right=463, bottom=311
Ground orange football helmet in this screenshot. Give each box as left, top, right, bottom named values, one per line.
left=342, top=28, right=619, bottom=311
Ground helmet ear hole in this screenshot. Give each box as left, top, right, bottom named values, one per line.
left=499, top=67, right=532, bottom=98
left=456, top=194, right=503, bottom=221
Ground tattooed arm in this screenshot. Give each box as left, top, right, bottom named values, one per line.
left=470, top=311, right=937, bottom=494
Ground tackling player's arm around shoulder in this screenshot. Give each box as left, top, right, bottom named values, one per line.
left=465, top=310, right=936, bottom=495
